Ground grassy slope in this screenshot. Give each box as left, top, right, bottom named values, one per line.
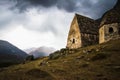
left=0, top=39, right=120, bottom=80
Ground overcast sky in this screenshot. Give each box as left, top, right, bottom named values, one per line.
left=0, top=0, right=117, bottom=50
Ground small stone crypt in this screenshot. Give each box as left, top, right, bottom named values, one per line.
left=66, top=0, right=120, bottom=49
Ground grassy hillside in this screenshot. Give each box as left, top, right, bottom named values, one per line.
left=0, top=39, right=120, bottom=80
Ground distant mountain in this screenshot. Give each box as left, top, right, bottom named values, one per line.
left=0, top=40, right=28, bottom=67
left=24, top=47, right=37, bottom=53
left=25, top=47, right=55, bottom=59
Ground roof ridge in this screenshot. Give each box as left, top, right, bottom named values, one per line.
left=74, top=13, right=99, bottom=34
left=75, top=13, right=95, bottom=21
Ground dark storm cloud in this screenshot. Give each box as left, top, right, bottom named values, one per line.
left=10, top=0, right=117, bottom=18
left=0, top=0, right=117, bottom=17
left=0, top=0, right=118, bottom=33
left=13, top=0, right=57, bottom=12
left=56, top=0, right=77, bottom=12
left=90, top=0, right=117, bottom=18
left=12, top=0, right=78, bottom=12
left=73, top=0, right=117, bottom=18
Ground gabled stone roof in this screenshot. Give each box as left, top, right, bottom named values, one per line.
left=75, top=14, right=98, bottom=34
left=100, top=0, right=120, bottom=27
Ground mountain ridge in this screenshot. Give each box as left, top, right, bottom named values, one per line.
left=25, top=46, right=55, bottom=59
left=0, top=40, right=28, bottom=67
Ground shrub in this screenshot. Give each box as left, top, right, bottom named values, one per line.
left=49, top=51, right=61, bottom=59
left=26, top=55, right=34, bottom=61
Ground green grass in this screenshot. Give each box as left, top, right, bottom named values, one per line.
left=0, top=39, right=120, bottom=80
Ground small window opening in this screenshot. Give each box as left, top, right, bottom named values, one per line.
left=72, top=39, right=75, bottom=44
left=109, top=27, right=114, bottom=34
left=119, top=28, right=120, bottom=34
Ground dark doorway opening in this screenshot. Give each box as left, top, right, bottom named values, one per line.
left=72, top=39, right=75, bottom=44
left=109, top=27, right=114, bottom=34
left=119, top=28, right=120, bottom=34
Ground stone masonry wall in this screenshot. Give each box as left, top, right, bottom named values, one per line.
left=66, top=16, right=82, bottom=49
left=99, top=23, right=120, bottom=43
left=81, top=33, right=98, bottom=47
